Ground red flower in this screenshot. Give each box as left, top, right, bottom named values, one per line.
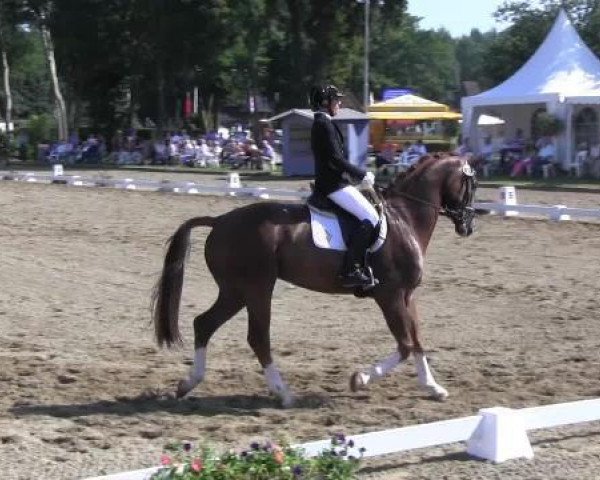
left=191, top=458, right=203, bottom=473
left=160, top=454, right=172, bottom=466
left=273, top=449, right=285, bottom=465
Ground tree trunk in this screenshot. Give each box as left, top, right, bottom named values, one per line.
left=1, top=48, right=12, bottom=138
left=156, top=62, right=166, bottom=133
left=40, top=24, right=68, bottom=141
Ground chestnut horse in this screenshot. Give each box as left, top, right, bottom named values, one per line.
left=152, top=155, right=476, bottom=407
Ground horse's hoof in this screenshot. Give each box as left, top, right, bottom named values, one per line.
left=176, top=380, right=192, bottom=399
left=350, top=372, right=367, bottom=392
left=430, top=386, right=449, bottom=402
left=280, top=395, right=296, bottom=409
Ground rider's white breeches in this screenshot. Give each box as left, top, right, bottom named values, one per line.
left=328, top=186, right=379, bottom=227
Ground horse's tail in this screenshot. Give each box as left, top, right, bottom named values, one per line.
left=152, top=216, right=216, bottom=348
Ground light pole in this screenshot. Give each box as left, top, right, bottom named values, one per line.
left=363, top=0, right=370, bottom=112
left=358, top=0, right=384, bottom=112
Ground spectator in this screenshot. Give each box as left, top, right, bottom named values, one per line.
left=471, top=136, right=495, bottom=175
left=454, top=137, right=472, bottom=156
left=410, top=139, right=427, bottom=157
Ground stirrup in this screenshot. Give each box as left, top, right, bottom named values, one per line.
left=359, top=266, right=379, bottom=291
left=340, top=266, right=378, bottom=289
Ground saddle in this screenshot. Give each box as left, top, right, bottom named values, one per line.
left=306, top=186, right=387, bottom=252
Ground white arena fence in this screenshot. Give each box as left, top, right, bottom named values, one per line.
left=2, top=169, right=600, bottom=222
left=83, top=397, right=600, bottom=480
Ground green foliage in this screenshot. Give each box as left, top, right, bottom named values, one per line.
left=533, top=112, right=564, bottom=136
left=27, top=113, right=56, bottom=144
left=0, top=131, right=9, bottom=159
left=151, top=436, right=364, bottom=480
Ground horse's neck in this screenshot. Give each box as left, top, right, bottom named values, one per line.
left=387, top=178, right=442, bottom=251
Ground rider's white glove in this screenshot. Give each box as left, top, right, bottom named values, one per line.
left=362, top=171, right=375, bottom=187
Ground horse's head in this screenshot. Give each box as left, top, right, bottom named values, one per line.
left=385, top=154, right=477, bottom=237
left=440, top=157, right=477, bottom=237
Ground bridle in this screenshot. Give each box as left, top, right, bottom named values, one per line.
left=441, top=166, right=477, bottom=226
left=396, top=163, right=477, bottom=226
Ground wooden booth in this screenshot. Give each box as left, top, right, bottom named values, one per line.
left=264, top=108, right=369, bottom=176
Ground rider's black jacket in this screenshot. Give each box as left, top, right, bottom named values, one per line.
left=311, top=111, right=366, bottom=196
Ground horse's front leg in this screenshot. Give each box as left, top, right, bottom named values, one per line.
left=350, top=289, right=409, bottom=391
left=408, top=301, right=448, bottom=401
left=350, top=290, right=448, bottom=401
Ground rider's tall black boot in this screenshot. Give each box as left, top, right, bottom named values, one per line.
left=340, top=220, right=378, bottom=289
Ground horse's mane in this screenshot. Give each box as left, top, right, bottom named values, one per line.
left=383, top=153, right=456, bottom=198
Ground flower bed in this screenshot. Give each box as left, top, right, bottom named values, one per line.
left=151, top=435, right=364, bottom=479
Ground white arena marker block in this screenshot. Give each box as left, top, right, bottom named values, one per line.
left=549, top=205, right=571, bottom=222
left=52, top=164, right=64, bottom=176
left=498, top=186, right=518, bottom=217
left=467, top=407, right=534, bottom=463
left=227, top=172, right=241, bottom=196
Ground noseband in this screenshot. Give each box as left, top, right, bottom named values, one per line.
left=441, top=167, right=477, bottom=225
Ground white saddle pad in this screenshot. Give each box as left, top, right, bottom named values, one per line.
left=308, top=206, right=387, bottom=252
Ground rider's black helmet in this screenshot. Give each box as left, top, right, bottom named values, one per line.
left=309, top=85, right=344, bottom=111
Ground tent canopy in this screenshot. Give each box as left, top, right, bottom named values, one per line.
left=463, top=10, right=600, bottom=108
left=369, top=94, right=461, bottom=120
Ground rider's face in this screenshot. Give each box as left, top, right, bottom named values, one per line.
left=328, top=98, right=341, bottom=116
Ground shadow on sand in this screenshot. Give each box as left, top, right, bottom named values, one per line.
left=9, top=390, right=331, bottom=419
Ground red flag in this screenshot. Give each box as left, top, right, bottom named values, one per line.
left=184, top=92, right=193, bottom=119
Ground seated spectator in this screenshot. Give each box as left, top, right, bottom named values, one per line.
left=153, top=139, right=169, bottom=165
left=79, top=134, right=101, bottom=164
left=410, top=139, right=427, bottom=157
left=500, top=128, right=526, bottom=171
left=589, top=143, right=600, bottom=178
left=49, top=140, right=75, bottom=165
left=454, top=137, right=472, bottom=156
left=260, top=140, right=275, bottom=169
left=531, top=138, right=557, bottom=177
left=376, top=143, right=396, bottom=168
left=398, top=141, right=418, bottom=166
left=471, top=136, right=495, bottom=175
left=510, top=147, right=536, bottom=178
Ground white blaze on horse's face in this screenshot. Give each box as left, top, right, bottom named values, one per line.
left=462, top=163, right=475, bottom=177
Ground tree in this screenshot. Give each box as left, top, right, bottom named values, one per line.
left=8, top=0, right=68, bottom=140
left=0, top=1, right=19, bottom=137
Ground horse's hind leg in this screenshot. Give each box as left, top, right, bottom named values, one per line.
left=408, top=302, right=448, bottom=401
left=176, top=289, right=244, bottom=398
left=245, top=284, right=294, bottom=408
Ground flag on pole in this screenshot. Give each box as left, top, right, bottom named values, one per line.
left=184, top=92, right=193, bottom=119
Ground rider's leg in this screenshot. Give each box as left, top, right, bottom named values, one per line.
left=328, top=186, right=379, bottom=226
left=328, top=186, right=379, bottom=288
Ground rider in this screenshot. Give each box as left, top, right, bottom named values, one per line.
left=310, top=84, right=379, bottom=289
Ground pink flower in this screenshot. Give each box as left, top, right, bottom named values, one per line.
left=160, top=454, right=172, bottom=466
left=191, top=458, right=203, bottom=472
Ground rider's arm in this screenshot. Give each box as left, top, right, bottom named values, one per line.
left=321, top=121, right=366, bottom=181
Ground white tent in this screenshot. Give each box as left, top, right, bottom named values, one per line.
left=461, top=9, right=600, bottom=167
